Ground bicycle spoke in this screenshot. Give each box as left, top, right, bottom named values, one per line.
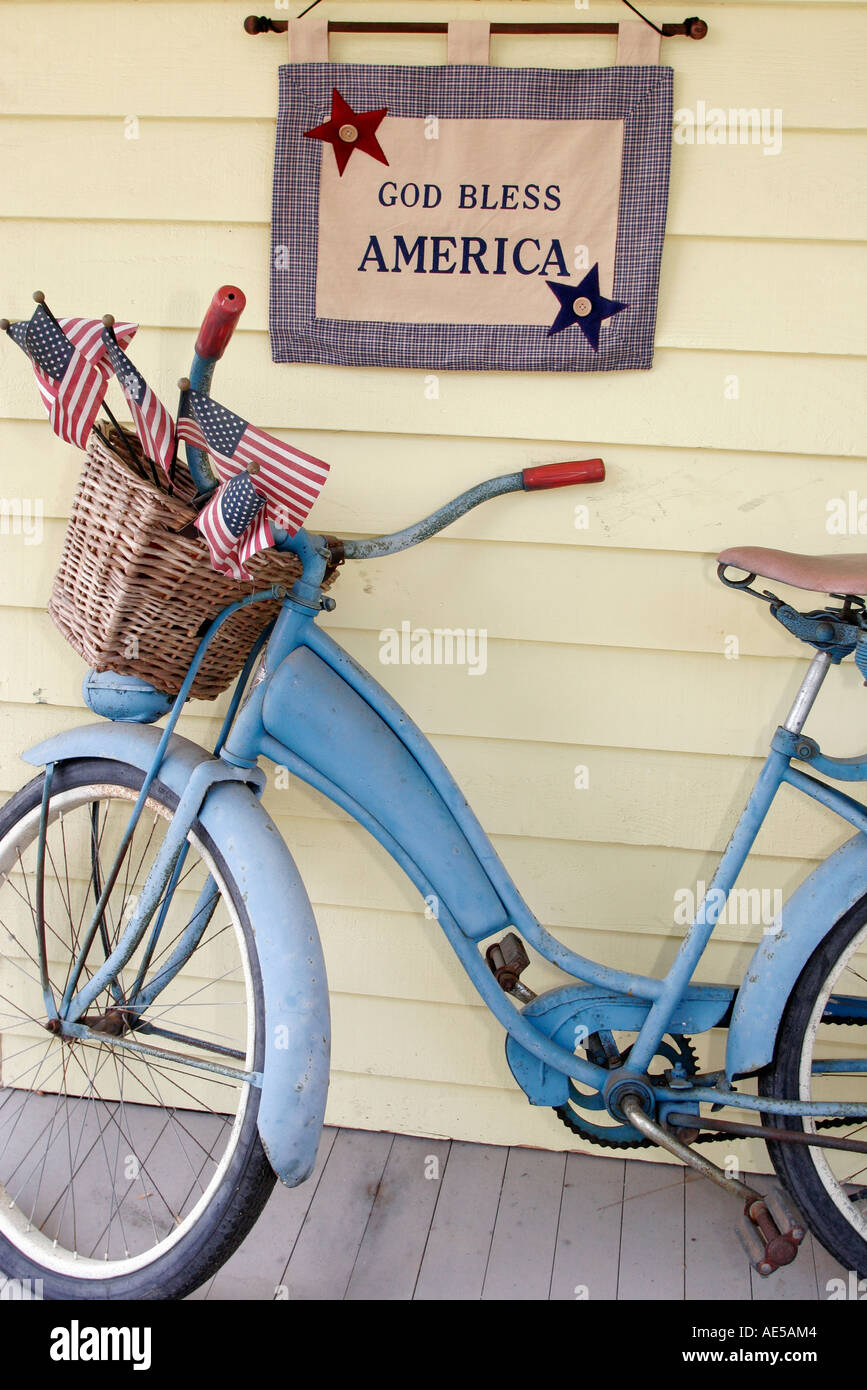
left=0, top=771, right=260, bottom=1285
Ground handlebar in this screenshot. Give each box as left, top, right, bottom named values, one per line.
left=522, top=458, right=604, bottom=490
left=339, top=458, right=605, bottom=561
left=184, top=287, right=247, bottom=496
left=194, top=286, right=246, bottom=361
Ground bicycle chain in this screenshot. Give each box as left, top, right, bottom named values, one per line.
left=554, top=1014, right=867, bottom=1149
left=553, top=1034, right=699, bottom=1151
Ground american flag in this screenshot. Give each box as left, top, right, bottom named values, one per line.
left=7, top=305, right=107, bottom=449
left=176, top=389, right=329, bottom=535
left=6, top=311, right=136, bottom=380
left=196, top=471, right=273, bottom=581
left=101, top=327, right=175, bottom=477
left=62, top=316, right=137, bottom=378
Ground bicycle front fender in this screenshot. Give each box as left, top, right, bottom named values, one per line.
left=22, top=723, right=330, bottom=1189
left=726, top=831, right=867, bottom=1079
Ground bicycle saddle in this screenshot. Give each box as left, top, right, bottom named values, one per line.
left=718, top=546, right=867, bottom=596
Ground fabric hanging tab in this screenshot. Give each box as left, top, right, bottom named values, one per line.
left=447, top=21, right=491, bottom=65
left=616, top=19, right=661, bottom=65
left=287, top=17, right=330, bottom=63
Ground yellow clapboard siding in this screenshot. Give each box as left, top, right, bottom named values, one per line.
left=1, top=417, right=866, bottom=562
left=323, top=1069, right=773, bottom=1170
left=0, top=0, right=863, bottom=1156
left=3, top=220, right=865, bottom=356
left=330, top=993, right=513, bottom=1092
left=0, top=875, right=834, bottom=1014
left=325, top=1011, right=807, bottom=1173
left=4, top=1, right=865, bottom=131
left=218, top=809, right=816, bottom=934
left=0, top=700, right=853, bottom=865
left=234, top=538, right=842, bottom=660
left=314, top=626, right=867, bottom=760
left=6, top=516, right=866, bottom=666
left=5, top=606, right=867, bottom=760
left=261, top=746, right=850, bottom=865
left=2, top=328, right=864, bottom=458
left=2, top=117, right=863, bottom=241
left=314, top=903, right=840, bottom=1007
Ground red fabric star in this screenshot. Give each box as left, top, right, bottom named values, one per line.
left=303, top=88, right=389, bottom=176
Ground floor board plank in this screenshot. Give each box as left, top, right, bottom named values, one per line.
left=414, top=1140, right=508, bottom=1300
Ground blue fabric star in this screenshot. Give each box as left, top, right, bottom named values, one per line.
left=546, top=265, right=627, bottom=349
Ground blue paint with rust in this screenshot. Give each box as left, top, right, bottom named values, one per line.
left=23, top=725, right=330, bottom=1188
left=19, top=379, right=867, bottom=1166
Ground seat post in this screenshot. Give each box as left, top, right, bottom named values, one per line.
left=783, top=650, right=833, bottom=734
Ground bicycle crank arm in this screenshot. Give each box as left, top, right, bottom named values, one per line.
left=620, top=1095, right=762, bottom=1203
left=621, top=1095, right=806, bottom=1277
left=666, top=1110, right=867, bottom=1155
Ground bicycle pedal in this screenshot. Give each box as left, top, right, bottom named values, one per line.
left=485, top=932, right=531, bottom=993
left=736, top=1186, right=806, bottom=1277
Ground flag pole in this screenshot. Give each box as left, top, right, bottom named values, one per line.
left=28, top=291, right=143, bottom=477
left=167, top=376, right=190, bottom=499
left=99, top=311, right=161, bottom=489
left=172, top=379, right=207, bottom=533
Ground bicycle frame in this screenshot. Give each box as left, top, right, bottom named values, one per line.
left=27, top=515, right=867, bottom=1146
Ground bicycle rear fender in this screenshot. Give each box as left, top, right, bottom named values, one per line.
left=22, top=723, right=330, bottom=1189
left=726, top=831, right=867, bottom=1079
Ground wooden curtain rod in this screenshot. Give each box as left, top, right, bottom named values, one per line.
left=244, top=16, right=709, bottom=40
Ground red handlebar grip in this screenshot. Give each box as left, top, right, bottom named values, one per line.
left=522, top=458, right=605, bottom=491
left=194, top=286, right=247, bottom=361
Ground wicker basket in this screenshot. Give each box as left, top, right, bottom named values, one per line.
left=49, top=425, right=334, bottom=702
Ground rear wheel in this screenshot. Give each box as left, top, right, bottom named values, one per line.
left=759, top=897, right=867, bottom=1278
left=0, top=758, right=275, bottom=1299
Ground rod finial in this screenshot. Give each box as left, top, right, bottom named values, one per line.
left=177, top=377, right=191, bottom=392
left=32, top=290, right=45, bottom=304
left=0, top=319, right=9, bottom=332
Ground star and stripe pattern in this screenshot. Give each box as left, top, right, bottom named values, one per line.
left=4, top=299, right=330, bottom=577
left=176, top=388, right=330, bottom=536
left=101, top=327, right=176, bottom=477
left=6, top=304, right=109, bottom=448
left=7, top=312, right=137, bottom=375
left=195, top=470, right=273, bottom=582
left=60, top=316, right=137, bottom=377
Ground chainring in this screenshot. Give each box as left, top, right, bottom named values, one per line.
left=555, top=1007, right=867, bottom=1149
left=554, top=1032, right=699, bottom=1150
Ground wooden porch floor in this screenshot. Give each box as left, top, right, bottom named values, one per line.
left=190, top=1126, right=849, bottom=1301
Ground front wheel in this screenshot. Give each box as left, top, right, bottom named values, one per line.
left=759, top=897, right=867, bottom=1278
left=0, top=757, right=275, bottom=1299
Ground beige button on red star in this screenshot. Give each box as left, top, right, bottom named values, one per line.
left=304, top=89, right=389, bottom=176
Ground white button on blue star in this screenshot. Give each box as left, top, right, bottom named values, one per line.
left=546, top=264, right=627, bottom=350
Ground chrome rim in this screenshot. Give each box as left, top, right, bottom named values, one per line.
left=799, top=923, right=867, bottom=1243
left=0, top=780, right=256, bottom=1279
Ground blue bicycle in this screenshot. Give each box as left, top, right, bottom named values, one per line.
left=1, top=298, right=866, bottom=1300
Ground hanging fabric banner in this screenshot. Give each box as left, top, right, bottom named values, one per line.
left=270, top=20, right=672, bottom=373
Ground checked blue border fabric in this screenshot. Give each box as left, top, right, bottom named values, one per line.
left=270, top=63, right=673, bottom=373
